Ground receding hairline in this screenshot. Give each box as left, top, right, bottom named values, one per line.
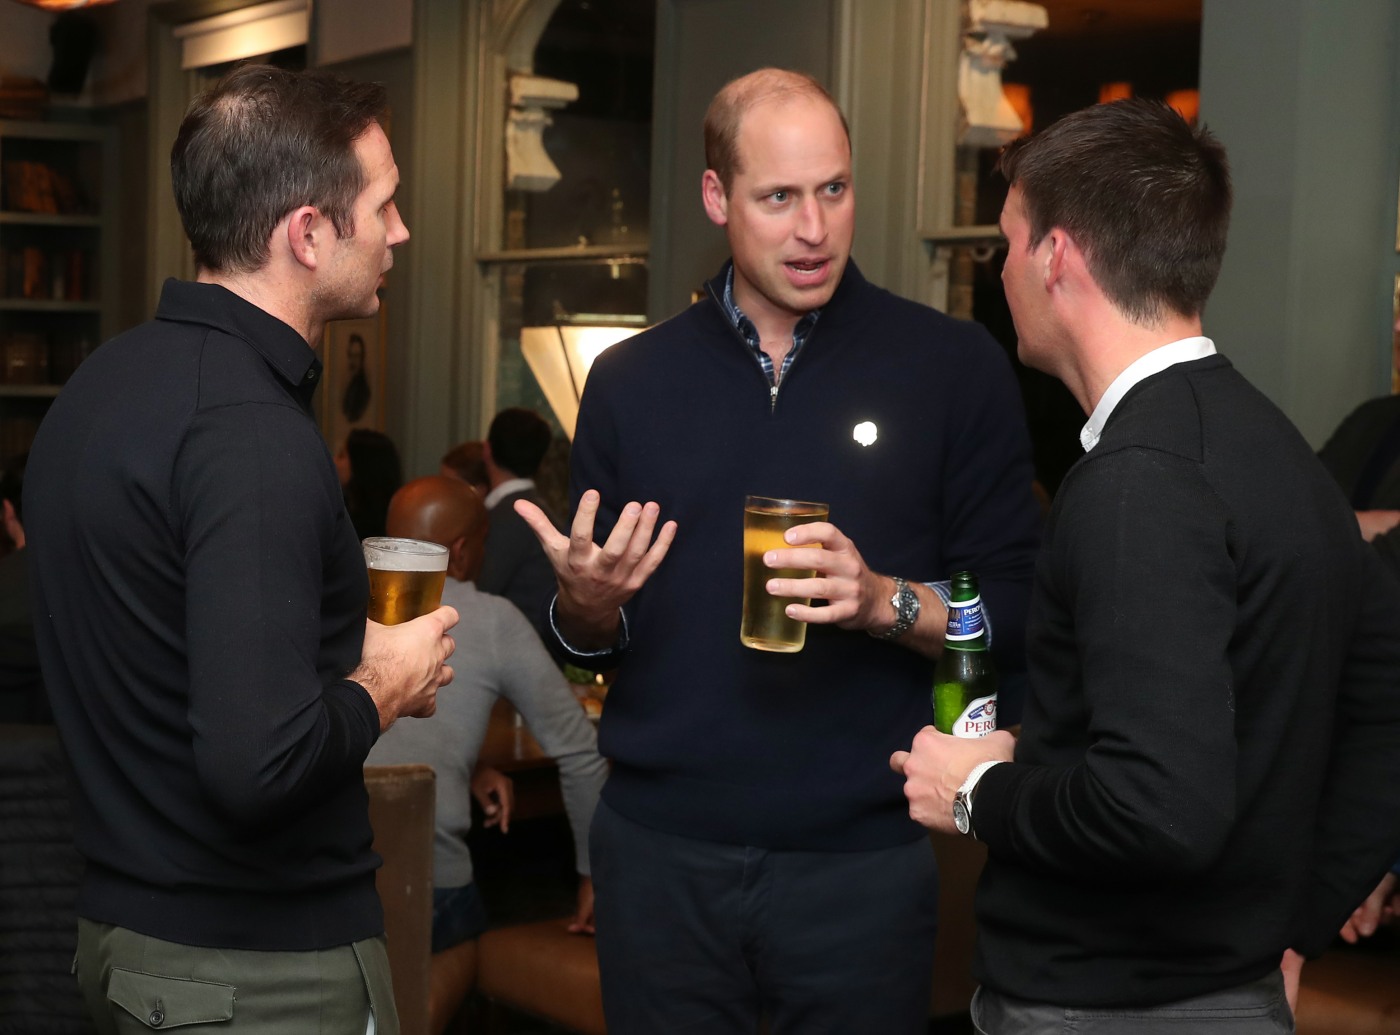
left=704, top=68, right=850, bottom=189
left=716, top=68, right=838, bottom=116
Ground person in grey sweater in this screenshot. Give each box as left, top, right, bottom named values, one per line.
left=367, top=476, right=606, bottom=953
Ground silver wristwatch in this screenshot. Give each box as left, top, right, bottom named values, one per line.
left=953, top=760, right=1002, bottom=838
left=873, top=576, right=920, bottom=641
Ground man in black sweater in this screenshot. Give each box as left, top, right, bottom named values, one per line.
left=516, top=68, right=1041, bottom=1034
left=26, top=66, right=456, bottom=1035
left=893, top=99, right=1400, bottom=1033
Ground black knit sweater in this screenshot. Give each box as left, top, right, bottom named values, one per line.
left=973, top=355, right=1400, bottom=1006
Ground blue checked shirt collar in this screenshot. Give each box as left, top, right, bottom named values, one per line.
left=720, top=265, right=821, bottom=386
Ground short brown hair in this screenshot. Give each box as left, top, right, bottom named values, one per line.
left=997, top=98, right=1232, bottom=323
left=703, top=68, right=850, bottom=194
left=171, top=64, right=388, bottom=274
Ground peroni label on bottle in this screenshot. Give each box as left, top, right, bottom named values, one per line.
left=950, top=694, right=997, bottom=738
left=945, top=595, right=985, bottom=642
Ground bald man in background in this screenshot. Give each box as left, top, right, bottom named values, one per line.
left=367, top=477, right=606, bottom=1028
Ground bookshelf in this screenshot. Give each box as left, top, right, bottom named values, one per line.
left=0, top=119, right=118, bottom=459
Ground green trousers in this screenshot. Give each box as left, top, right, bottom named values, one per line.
left=74, top=918, right=399, bottom=1034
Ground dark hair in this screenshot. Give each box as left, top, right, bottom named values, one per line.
left=441, top=441, right=488, bottom=489
left=0, top=451, right=26, bottom=525
left=704, top=68, right=850, bottom=194
left=171, top=64, right=388, bottom=274
left=996, top=98, right=1232, bottom=322
left=487, top=408, right=553, bottom=479
left=344, top=429, right=402, bottom=540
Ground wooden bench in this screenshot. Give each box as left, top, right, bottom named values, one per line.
left=365, top=764, right=436, bottom=1035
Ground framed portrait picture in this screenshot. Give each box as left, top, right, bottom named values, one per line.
left=319, top=309, right=387, bottom=450
left=1393, top=274, right=1400, bottom=395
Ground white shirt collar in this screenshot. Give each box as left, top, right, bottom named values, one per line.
left=483, top=477, right=535, bottom=510
left=1080, top=336, right=1216, bottom=452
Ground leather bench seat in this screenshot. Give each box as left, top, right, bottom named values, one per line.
left=476, top=918, right=606, bottom=1035
left=1295, top=944, right=1400, bottom=1035
left=429, top=940, right=478, bottom=1035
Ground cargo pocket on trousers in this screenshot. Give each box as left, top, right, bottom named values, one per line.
left=107, top=968, right=235, bottom=1029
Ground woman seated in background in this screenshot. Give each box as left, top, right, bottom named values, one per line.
left=336, top=428, right=402, bottom=540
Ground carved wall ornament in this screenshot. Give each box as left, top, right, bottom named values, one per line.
left=506, top=73, right=579, bottom=192
left=959, top=0, right=1048, bottom=148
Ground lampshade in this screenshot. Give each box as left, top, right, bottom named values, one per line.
left=10, top=0, right=117, bottom=9
left=1165, top=89, right=1201, bottom=125
left=1001, top=82, right=1033, bottom=137
left=1098, top=82, right=1133, bottom=104
left=520, top=323, right=643, bottom=439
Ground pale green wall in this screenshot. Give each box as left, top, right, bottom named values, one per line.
left=1200, top=0, right=1400, bottom=446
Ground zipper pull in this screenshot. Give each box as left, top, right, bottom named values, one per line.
left=770, top=383, right=779, bottom=411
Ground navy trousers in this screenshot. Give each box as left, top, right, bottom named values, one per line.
left=589, top=799, right=939, bottom=1035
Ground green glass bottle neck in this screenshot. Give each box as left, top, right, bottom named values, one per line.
left=947, top=573, right=981, bottom=602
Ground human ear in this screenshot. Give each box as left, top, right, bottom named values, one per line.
left=701, top=169, right=729, bottom=228
left=285, top=206, right=321, bottom=271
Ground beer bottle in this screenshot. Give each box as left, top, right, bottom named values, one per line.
left=933, top=571, right=998, bottom=737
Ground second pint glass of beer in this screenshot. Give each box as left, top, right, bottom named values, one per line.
left=740, top=495, right=830, bottom=653
left=363, top=537, right=449, bottom=626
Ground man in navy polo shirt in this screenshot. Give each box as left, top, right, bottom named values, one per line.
left=27, top=65, right=456, bottom=1035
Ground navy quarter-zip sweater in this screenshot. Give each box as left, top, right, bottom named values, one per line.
left=568, top=261, right=1041, bottom=850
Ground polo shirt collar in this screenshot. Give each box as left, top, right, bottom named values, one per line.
left=154, top=278, right=322, bottom=393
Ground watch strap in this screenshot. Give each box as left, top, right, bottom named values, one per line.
left=873, top=576, right=918, bottom=641
left=955, top=760, right=1003, bottom=839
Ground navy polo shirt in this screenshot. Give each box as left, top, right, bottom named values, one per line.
left=25, top=279, right=383, bottom=950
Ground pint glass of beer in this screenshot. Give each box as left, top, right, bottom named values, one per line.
left=740, top=495, right=829, bottom=653
left=363, top=537, right=449, bottom=626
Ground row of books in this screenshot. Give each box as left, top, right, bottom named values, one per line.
left=0, top=76, right=47, bottom=123
left=0, top=332, right=94, bottom=386
left=1, top=246, right=92, bottom=302
left=1, top=159, right=89, bottom=216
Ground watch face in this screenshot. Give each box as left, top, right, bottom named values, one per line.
left=953, top=799, right=971, bottom=835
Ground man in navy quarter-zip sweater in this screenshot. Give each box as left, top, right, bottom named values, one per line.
left=516, top=68, right=1041, bottom=1035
